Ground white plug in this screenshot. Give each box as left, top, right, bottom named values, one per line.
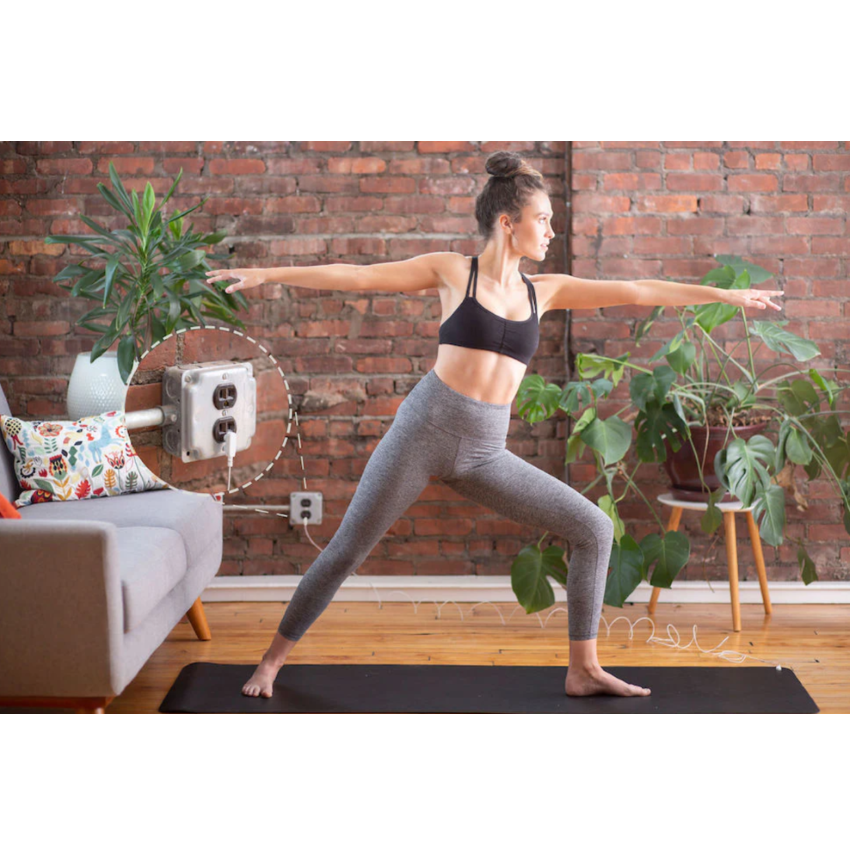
left=224, top=430, right=238, bottom=490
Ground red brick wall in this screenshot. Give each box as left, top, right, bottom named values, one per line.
left=1, top=141, right=847, bottom=583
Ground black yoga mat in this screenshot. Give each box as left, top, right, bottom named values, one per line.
left=158, top=662, right=819, bottom=713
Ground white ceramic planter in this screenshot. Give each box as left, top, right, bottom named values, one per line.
left=66, top=350, right=128, bottom=420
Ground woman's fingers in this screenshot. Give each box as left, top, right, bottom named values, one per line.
left=745, top=289, right=784, bottom=311
left=205, top=268, right=249, bottom=294
left=733, top=288, right=784, bottom=311
left=206, top=269, right=239, bottom=284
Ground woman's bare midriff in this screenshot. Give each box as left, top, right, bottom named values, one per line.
left=433, top=346, right=528, bottom=406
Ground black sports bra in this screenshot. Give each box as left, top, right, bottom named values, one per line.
left=438, top=256, right=540, bottom=366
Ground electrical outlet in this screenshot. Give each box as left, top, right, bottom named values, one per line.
left=213, top=383, right=238, bottom=410
left=213, top=417, right=236, bottom=443
left=289, top=491, right=323, bottom=526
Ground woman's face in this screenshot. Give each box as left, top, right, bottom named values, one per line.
left=511, top=190, right=555, bottom=262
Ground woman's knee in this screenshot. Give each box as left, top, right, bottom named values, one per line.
left=566, top=505, right=614, bottom=550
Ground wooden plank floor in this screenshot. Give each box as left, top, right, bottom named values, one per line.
left=101, top=601, right=849, bottom=714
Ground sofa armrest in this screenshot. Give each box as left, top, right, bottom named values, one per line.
left=0, top=520, right=125, bottom=697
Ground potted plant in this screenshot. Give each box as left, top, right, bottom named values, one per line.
left=512, top=255, right=850, bottom=612
left=46, top=162, right=248, bottom=401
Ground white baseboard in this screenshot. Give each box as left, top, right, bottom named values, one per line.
left=201, top=575, right=850, bottom=605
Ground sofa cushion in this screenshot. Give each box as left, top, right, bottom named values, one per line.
left=0, top=408, right=170, bottom=508
left=118, top=527, right=188, bottom=632
left=17, top=488, right=222, bottom=571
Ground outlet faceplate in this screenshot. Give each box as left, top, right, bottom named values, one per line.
left=161, top=361, right=257, bottom=462
left=289, top=491, right=323, bottom=526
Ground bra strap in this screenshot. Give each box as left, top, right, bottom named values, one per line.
left=466, top=256, right=478, bottom=299
left=522, top=273, right=538, bottom=316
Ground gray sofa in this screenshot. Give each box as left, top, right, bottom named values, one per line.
left=0, top=379, right=223, bottom=713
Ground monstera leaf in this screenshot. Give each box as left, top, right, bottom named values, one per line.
left=603, top=535, right=645, bottom=608
left=580, top=414, right=632, bottom=466
left=776, top=378, right=820, bottom=417
left=641, top=530, right=691, bottom=588
left=749, top=484, right=786, bottom=547
left=635, top=400, right=688, bottom=463
left=700, top=486, right=729, bottom=535
left=715, top=434, right=775, bottom=506
left=516, top=374, right=564, bottom=424
left=510, top=542, right=569, bottom=614
left=797, top=542, right=818, bottom=585
left=543, top=378, right=616, bottom=417
left=630, top=365, right=677, bottom=411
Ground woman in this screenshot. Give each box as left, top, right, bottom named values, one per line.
left=206, top=151, right=783, bottom=701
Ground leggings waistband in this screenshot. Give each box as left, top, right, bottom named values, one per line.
left=402, top=370, right=512, bottom=439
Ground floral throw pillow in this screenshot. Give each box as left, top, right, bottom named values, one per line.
left=0, top=409, right=171, bottom=508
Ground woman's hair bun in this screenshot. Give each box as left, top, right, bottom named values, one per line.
left=485, top=151, right=526, bottom=180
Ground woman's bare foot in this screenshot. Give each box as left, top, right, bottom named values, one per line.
left=242, top=652, right=285, bottom=699
left=242, top=632, right=299, bottom=698
left=565, top=665, right=651, bottom=698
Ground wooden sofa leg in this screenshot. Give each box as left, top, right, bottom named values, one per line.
left=186, top=596, right=212, bottom=641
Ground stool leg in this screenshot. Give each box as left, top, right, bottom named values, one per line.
left=723, top=511, right=742, bottom=632
left=745, top=510, right=773, bottom=615
left=648, top=505, right=683, bottom=615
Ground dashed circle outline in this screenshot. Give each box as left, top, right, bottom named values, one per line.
left=127, top=324, right=305, bottom=515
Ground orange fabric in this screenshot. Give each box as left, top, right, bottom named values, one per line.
left=0, top=491, right=22, bottom=519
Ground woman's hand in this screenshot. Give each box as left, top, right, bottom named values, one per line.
left=205, top=267, right=267, bottom=295
left=723, top=287, right=784, bottom=312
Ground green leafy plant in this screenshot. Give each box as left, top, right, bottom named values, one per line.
left=511, top=255, right=850, bottom=613
left=46, top=162, right=248, bottom=384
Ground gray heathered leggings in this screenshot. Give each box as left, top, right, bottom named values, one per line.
left=277, top=369, right=614, bottom=643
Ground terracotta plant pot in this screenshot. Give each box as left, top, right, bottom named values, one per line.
left=662, top=421, right=769, bottom=502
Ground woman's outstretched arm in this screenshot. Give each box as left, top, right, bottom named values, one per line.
left=530, top=273, right=784, bottom=312
left=206, top=252, right=456, bottom=295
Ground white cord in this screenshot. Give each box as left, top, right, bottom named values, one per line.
left=296, top=517, right=788, bottom=672
left=224, top=430, right=238, bottom=491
